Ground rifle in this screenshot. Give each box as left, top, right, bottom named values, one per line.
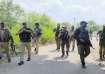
left=87, top=40, right=95, bottom=49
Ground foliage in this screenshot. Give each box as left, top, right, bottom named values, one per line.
left=0, top=0, right=24, bottom=28
left=88, top=20, right=102, bottom=32
left=0, top=0, right=102, bottom=45
left=10, top=12, right=57, bottom=45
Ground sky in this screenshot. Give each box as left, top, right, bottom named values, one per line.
left=13, top=0, right=105, bottom=24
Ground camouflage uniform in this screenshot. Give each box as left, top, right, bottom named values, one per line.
left=0, top=22, right=14, bottom=62
left=74, top=21, right=92, bottom=68
left=17, top=23, right=33, bottom=65
left=32, top=23, right=42, bottom=54
left=69, top=26, right=75, bottom=51
left=99, top=26, right=105, bottom=60
left=60, top=26, right=70, bottom=57
left=54, top=24, right=61, bottom=51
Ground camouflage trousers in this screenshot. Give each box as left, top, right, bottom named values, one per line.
left=19, top=42, right=31, bottom=61
left=55, top=36, right=60, bottom=51
left=61, top=41, right=70, bottom=56
left=32, top=38, right=39, bottom=54
left=78, top=45, right=90, bottom=66
left=0, top=42, right=11, bottom=62
left=99, top=46, right=105, bottom=60
left=69, top=36, right=75, bottom=51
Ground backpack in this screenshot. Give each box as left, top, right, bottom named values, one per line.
left=0, top=29, right=11, bottom=42
left=78, top=28, right=89, bottom=44
left=60, top=30, right=69, bottom=41
left=34, top=28, right=42, bottom=37
left=100, top=31, right=105, bottom=40
left=19, top=28, right=32, bottom=42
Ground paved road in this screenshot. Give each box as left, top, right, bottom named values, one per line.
left=0, top=38, right=105, bottom=74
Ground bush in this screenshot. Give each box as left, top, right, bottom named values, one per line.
left=40, top=26, right=55, bottom=44
left=11, top=24, right=20, bottom=45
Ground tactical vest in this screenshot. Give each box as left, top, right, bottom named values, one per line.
left=0, top=29, right=11, bottom=42
left=19, top=28, right=32, bottom=42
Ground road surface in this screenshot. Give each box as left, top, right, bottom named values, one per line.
left=0, top=37, right=105, bottom=74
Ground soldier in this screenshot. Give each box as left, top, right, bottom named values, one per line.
left=89, top=30, right=93, bottom=40
left=69, top=26, right=75, bottom=51
left=59, top=26, right=70, bottom=57
left=16, top=22, right=33, bottom=66
left=97, top=30, right=102, bottom=41
left=0, top=22, right=14, bottom=63
left=74, top=21, right=92, bottom=68
left=99, top=25, right=105, bottom=60
left=32, top=23, right=42, bottom=55
left=0, top=52, right=3, bottom=59
left=53, top=24, right=61, bottom=51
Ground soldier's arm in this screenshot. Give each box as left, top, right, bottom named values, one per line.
left=74, top=29, right=79, bottom=39
left=87, top=31, right=93, bottom=47
left=6, top=29, right=14, bottom=43
left=58, top=30, right=62, bottom=39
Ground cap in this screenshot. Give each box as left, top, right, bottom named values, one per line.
left=22, top=22, right=27, bottom=25
left=35, top=23, right=39, bottom=26
left=80, top=21, right=88, bottom=25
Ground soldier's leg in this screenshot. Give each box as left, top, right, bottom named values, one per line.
left=102, top=47, right=105, bottom=59
left=99, top=46, right=103, bottom=60
left=32, top=39, right=37, bottom=54
left=80, top=53, right=85, bottom=67
left=57, top=39, right=60, bottom=51
left=34, top=38, right=39, bottom=55
left=55, top=37, right=58, bottom=49
left=0, top=44, right=3, bottom=59
left=78, top=45, right=86, bottom=68
left=84, top=46, right=90, bottom=58
left=55, top=37, right=60, bottom=51
left=18, top=43, right=25, bottom=65
left=66, top=41, right=70, bottom=56
left=69, top=37, right=72, bottom=51
left=3, top=43, right=11, bottom=63
left=72, top=38, right=75, bottom=51
left=61, top=42, right=65, bottom=57
left=26, top=43, right=31, bottom=61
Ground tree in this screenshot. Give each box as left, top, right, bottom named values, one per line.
left=0, top=0, right=24, bottom=28
left=88, top=20, right=101, bottom=32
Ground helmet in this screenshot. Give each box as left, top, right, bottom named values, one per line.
left=35, top=23, right=39, bottom=26
left=80, top=21, right=88, bottom=25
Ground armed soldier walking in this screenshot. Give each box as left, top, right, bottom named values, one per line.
left=0, top=22, right=14, bottom=63
left=59, top=26, right=70, bottom=57
left=32, top=23, right=42, bottom=55
left=74, top=21, right=92, bottom=68
left=69, top=26, right=75, bottom=51
left=99, top=25, right=105, bottom=61
left=16, top=22, right=33, bottom=66
left=53, top=24, right=61, bottom=51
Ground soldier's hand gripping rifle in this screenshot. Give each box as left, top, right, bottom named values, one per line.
left=87, top=40, right=95, bottom=49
